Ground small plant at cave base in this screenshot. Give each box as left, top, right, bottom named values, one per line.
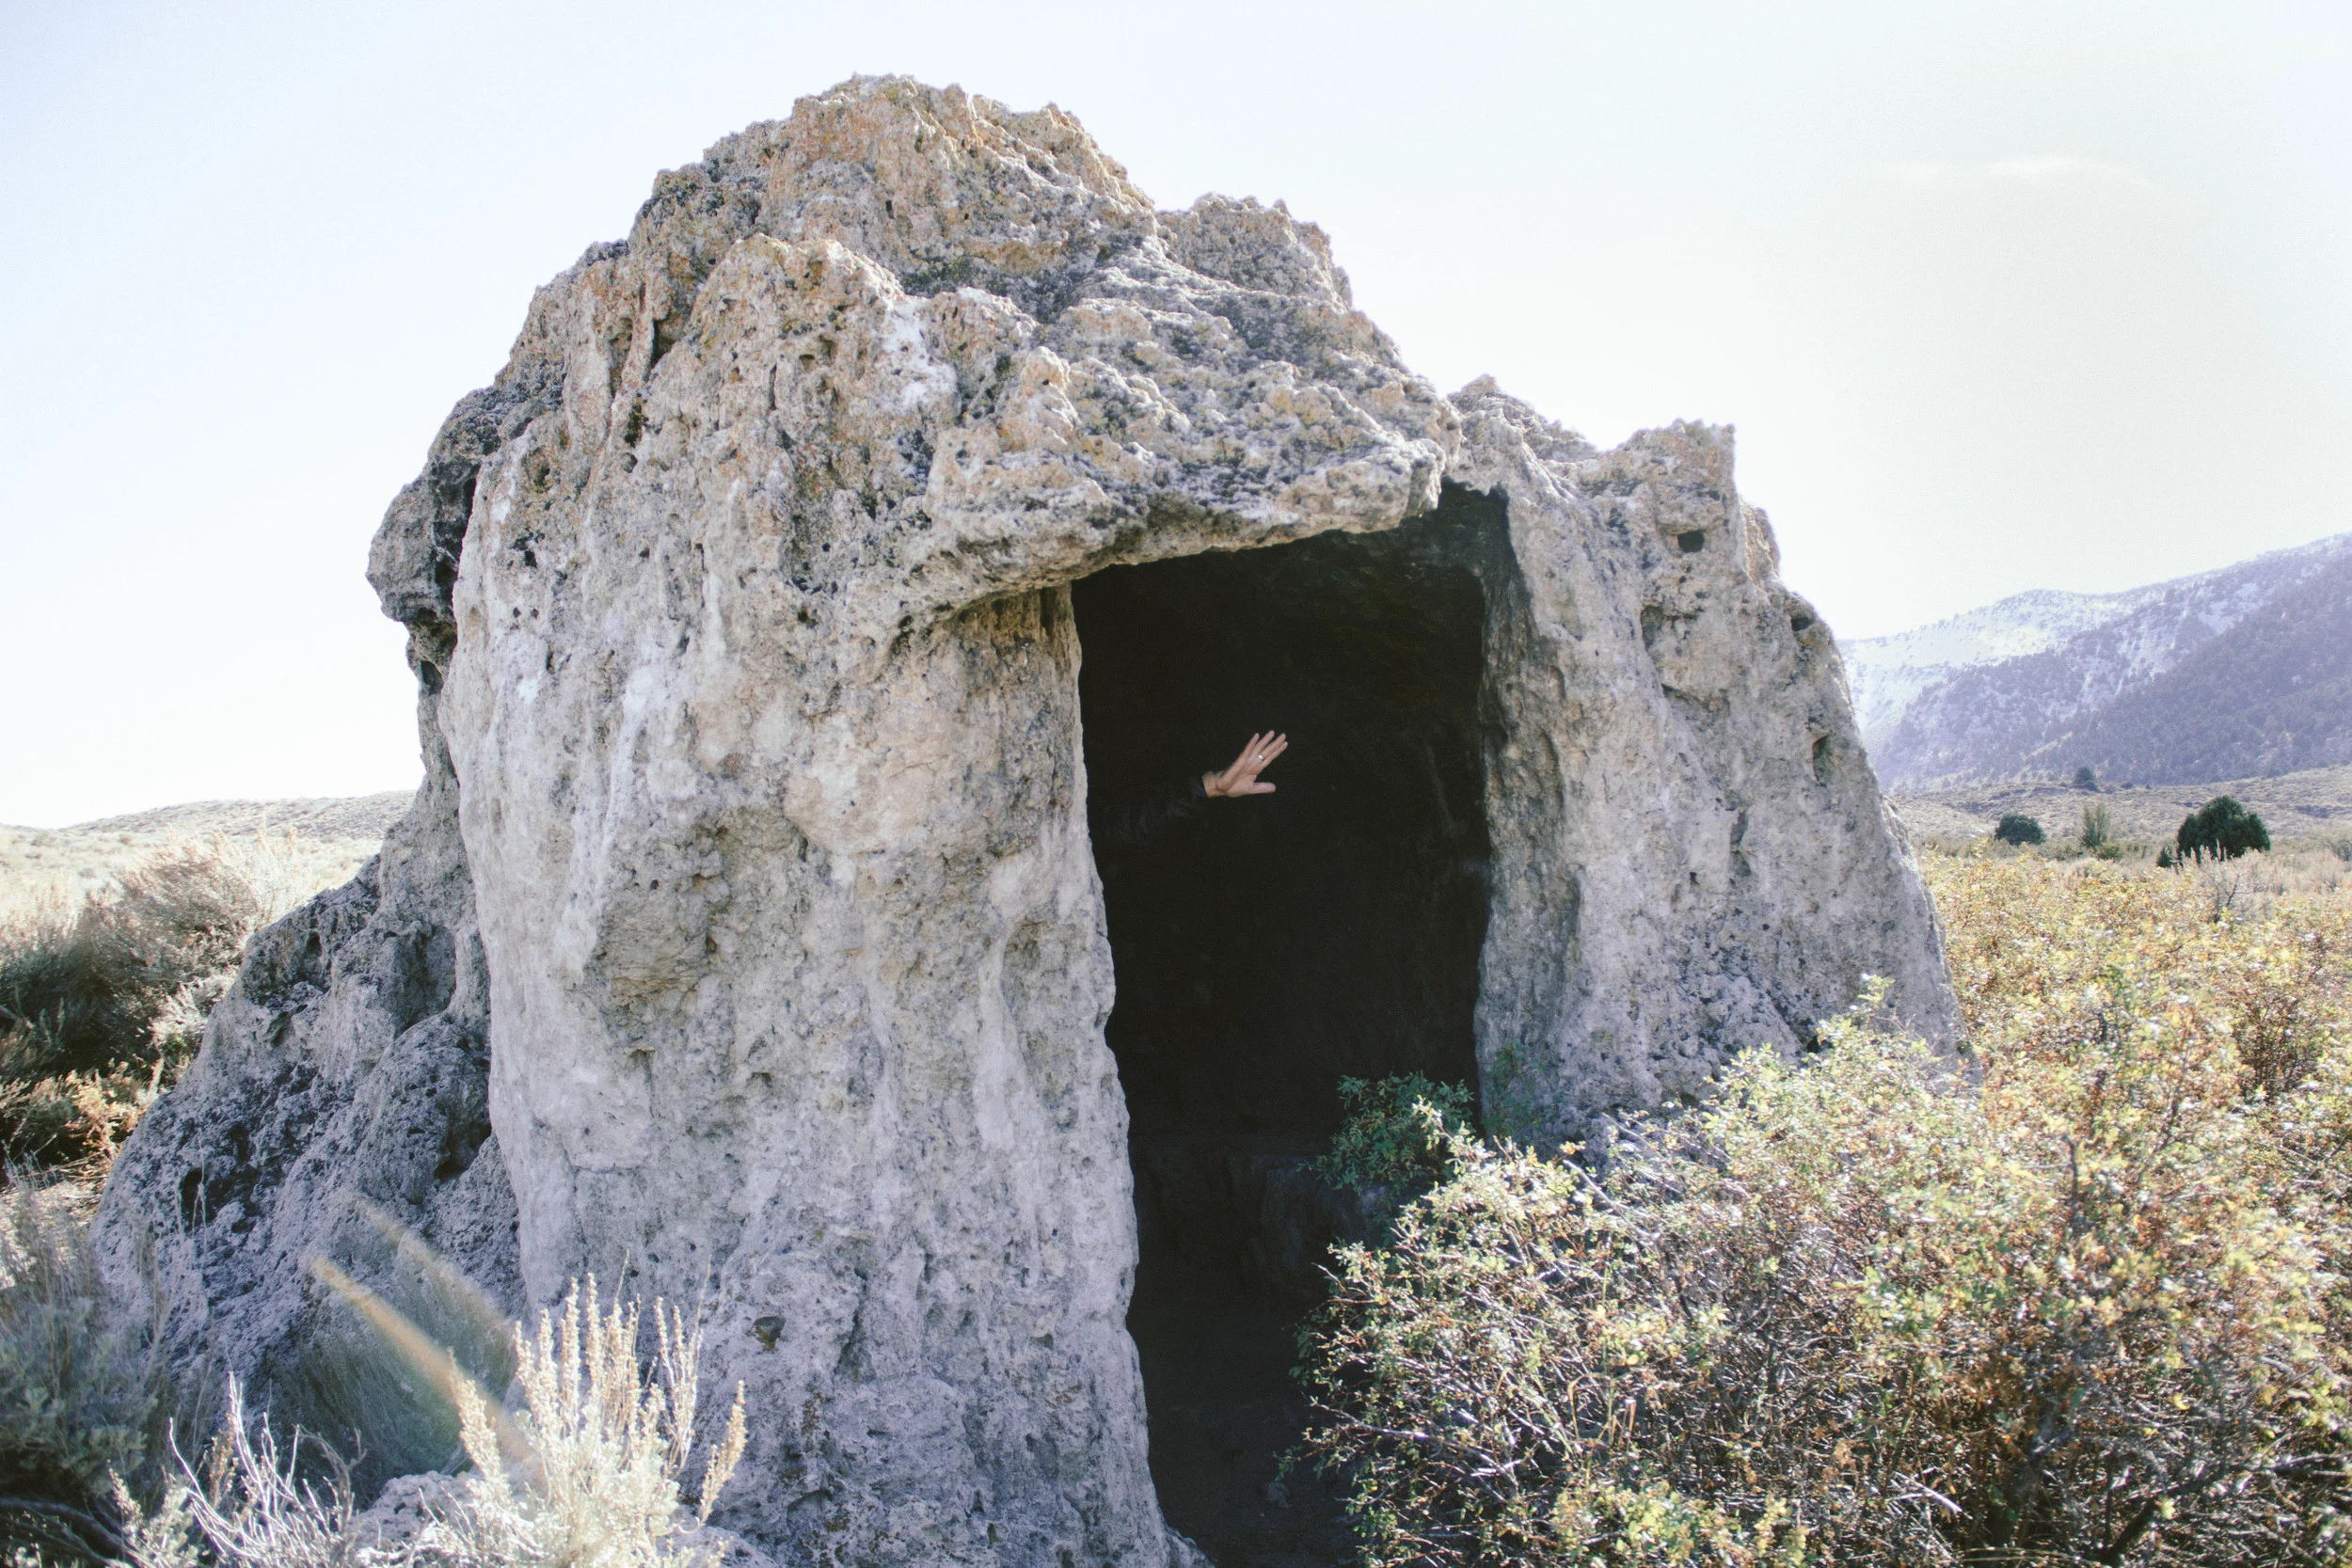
left=2073, top=764, right=2099, bottom=790
left=434, top=1276, right=748, bottom=1567
left=1316, top=1073, right=1477, bottom=1202
left=2178, top=794, right=2272, bottom=862
left=111, top=1379, right=367, bottom=1568
left=1991, top=812, right=2043, bottom=847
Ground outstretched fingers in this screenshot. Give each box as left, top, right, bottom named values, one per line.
left=1207, top=732, right=1289, bottom=797
left=1235, top=731, right=1285, bottom=793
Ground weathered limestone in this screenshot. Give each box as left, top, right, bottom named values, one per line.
left=93, top=704, right=525, bottom=1493
left=97, top=75, right=1955, bottom=1566
left=1446, top=384, right=1953, bottom=1138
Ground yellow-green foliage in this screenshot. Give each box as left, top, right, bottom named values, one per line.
left=1299, top=854, right=2352, bottom=1565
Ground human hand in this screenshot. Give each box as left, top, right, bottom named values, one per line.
left=1203, top=732, right=1287, bottom=799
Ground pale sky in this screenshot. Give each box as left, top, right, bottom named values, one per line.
left=4, top=0, right=2347, bottom=826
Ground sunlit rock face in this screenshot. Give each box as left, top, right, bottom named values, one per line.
left=98, top=75, right=1953, bottom=1566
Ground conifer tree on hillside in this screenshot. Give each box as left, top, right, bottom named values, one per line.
left=2176, top=796, right=2270, bottom=862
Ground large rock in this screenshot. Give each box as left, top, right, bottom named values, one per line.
left=98, top=75, right=1955, bottom=1566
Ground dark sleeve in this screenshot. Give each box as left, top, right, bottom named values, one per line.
left=1098, top=774, right=1210, bottom=851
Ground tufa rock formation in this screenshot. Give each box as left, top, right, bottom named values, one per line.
left=97, top=76, right=1957, bottom=1565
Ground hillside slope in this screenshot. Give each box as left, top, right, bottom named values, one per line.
left=1845, top=586, right=2165, bottom=746
left=1853, top=531, right=2352, bottom=787
left=0, top=792, right=408, bottom=922
left=2043, top=554, right=2352, bottom=784
left=1890, top=762, right=2352, bottom=847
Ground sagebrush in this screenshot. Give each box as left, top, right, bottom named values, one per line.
left=117, top=1276, right=749, bottom=1568
left=0, top=1175, right=177, bottom=1564
left=1301, top=853, right=2352, bottom=1564
left=0, top=842, right=275, bottom=1177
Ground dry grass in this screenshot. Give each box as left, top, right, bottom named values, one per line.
left=0, top=832, right=357, bottom=1180
left=1299, top=852, right=2352, bottom=1564
left=0, top=1176, right=176, bottom=1564
left=113, top=1278, right=749, bottom=1568
left=0, top=795, right=405, bottom=929
left=1892, top=761, right=2352, bottom=850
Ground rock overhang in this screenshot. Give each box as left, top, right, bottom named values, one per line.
left=382, top=76, right=1465, bottom=653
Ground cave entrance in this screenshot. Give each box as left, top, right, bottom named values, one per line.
left=1074, top=495, right=1499, bottom=1567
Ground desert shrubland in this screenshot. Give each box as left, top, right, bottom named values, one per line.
left=7, top=836, right=2347, bottom=1563
left=0, top=834, right=342, bottom=1179
left=1300, top=851, right=2352, bottom=1564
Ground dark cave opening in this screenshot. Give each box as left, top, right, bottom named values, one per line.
left=1074, top=496, right=1499, bottom=1567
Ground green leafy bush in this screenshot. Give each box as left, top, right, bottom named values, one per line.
left=2079, top=800, right=2117, bottom=853
left=1316, top=1073, right=1476, bottom=1197
left=1992, top=812, right=2044, bottom=847
left=2073, top=765, right=2099, bottom=791
left=2178, top=795, right=2272, bottom=862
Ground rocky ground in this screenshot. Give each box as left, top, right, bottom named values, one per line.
left=0, top=791, right=409, bottom=924
left=1891, top=763, right=2352, bottom=847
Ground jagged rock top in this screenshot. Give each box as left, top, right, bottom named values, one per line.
left=372, top=75, right=1459, bottom=680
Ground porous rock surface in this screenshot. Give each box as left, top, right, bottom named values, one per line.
left=98, top=76, right=1955, bottom=1566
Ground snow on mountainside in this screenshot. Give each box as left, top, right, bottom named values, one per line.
left=1845, top=587, right=2165, bottom=750
left=1848, top=531, right=2352, bottom=788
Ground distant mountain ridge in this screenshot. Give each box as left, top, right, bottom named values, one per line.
left=1848, top=531, right=2352, bottom=788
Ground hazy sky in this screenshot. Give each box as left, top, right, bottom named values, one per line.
left=4, top=0, right=2347, bottom=826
